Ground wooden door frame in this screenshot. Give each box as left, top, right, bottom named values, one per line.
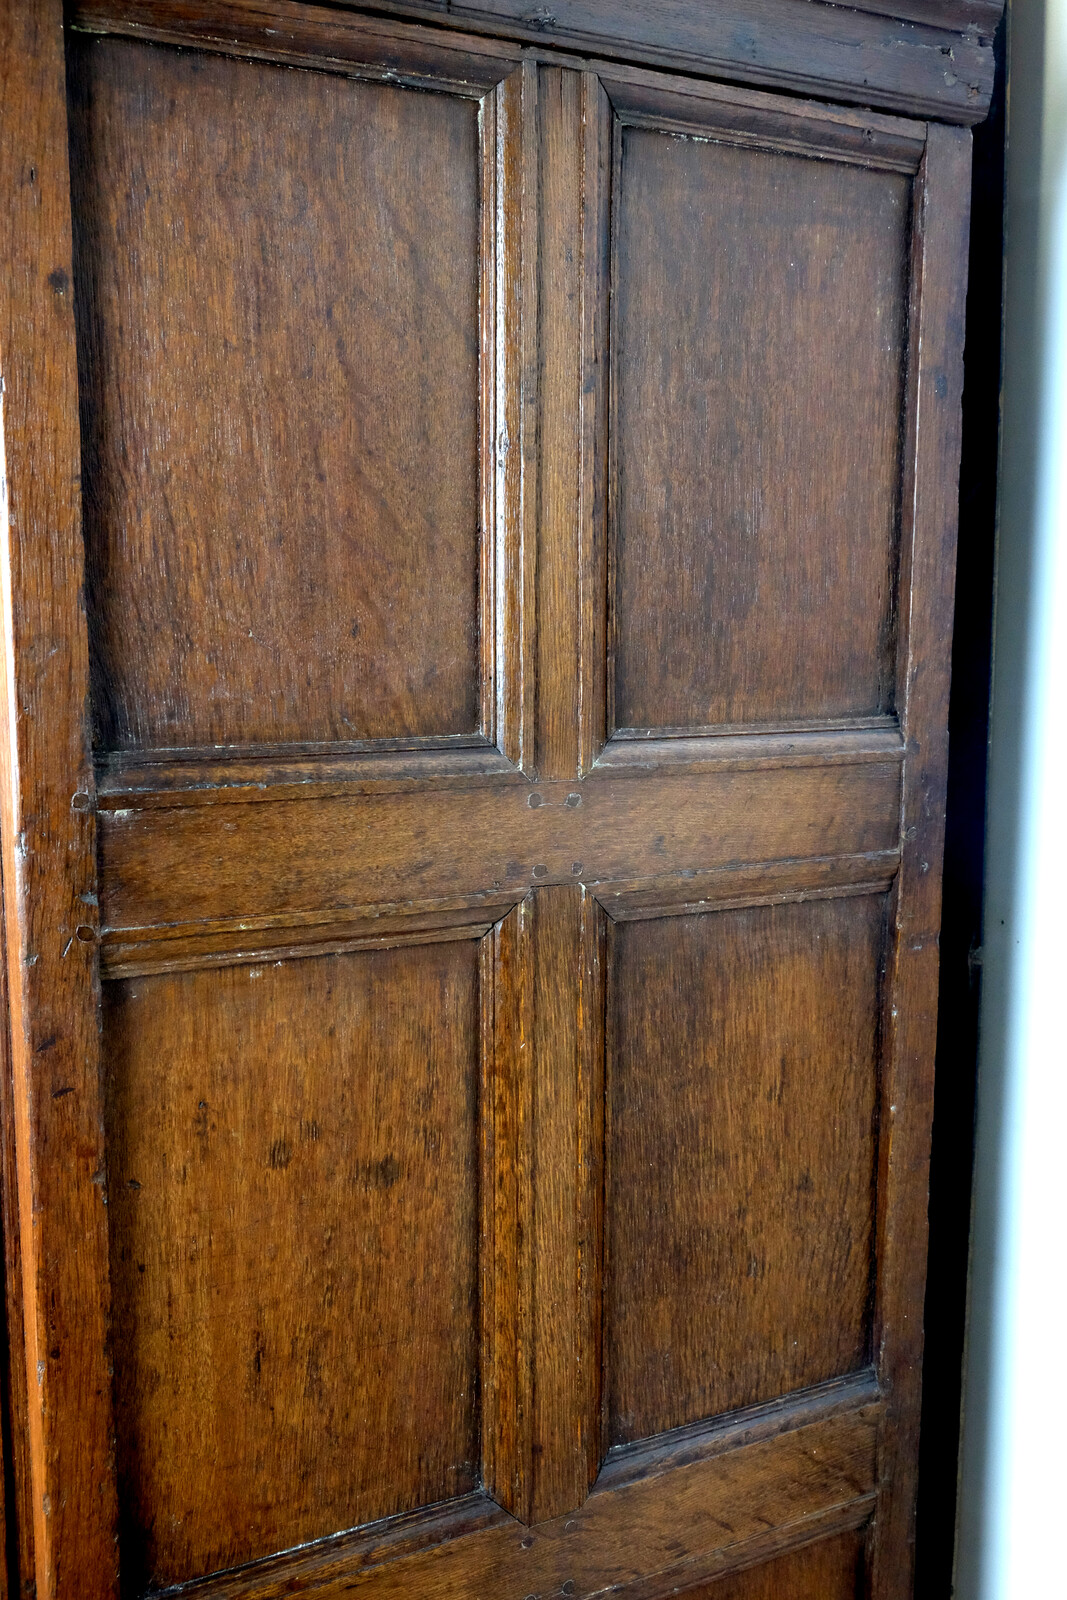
left=0, top=3, right=980, bottom=1597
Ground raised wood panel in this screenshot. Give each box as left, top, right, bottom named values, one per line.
left=103, top=939, right=481, bottom=1589
left=611, top=118, right=911, bottom=733
left=675, top=1528, right=865, bottom=1600
left=605, top=895, right=885, bottom=1445
left=69, top=33, right=484, bottom=752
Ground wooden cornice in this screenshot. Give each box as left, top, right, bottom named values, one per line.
left=338, top=0, right=1005, bottom=122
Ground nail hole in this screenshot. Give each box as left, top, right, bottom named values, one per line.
left=564, top=793, right=581, bottom=808
left=571, top=862, right=583, bottom=876
left=527, top=792, right=543, bottom=808
left=532, top=864, right=548, bottom=879
left=75, top=925, right=95, bottom=943
left=71, top=792, right=91, bottom=812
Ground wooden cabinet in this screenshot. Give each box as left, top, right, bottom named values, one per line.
left=0, top=2, right=1000, bottom=1596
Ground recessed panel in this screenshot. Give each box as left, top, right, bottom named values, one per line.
left=104, top=940, right=480, bottom=1589
left=606, top=896, right=883, bottom=1445
left=613, top=124, right=910, bottom=731
left=69, top=35, right=481, bottom=751
left=678, top=1531, right=865, bottom=1600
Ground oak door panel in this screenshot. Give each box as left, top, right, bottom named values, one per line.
left=605, top=895, right=884, bottom=1445
left=0, top=2, right=975, bottom=1594
left=69, top=33, right=483, bottom=752
left=611, top=122, right=910, bottom=734
left=676, top=1529, right=866, bottom=1600
left=104, top=940, right=482, bottom=1589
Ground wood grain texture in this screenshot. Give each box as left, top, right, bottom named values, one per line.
left=675, top=1528, right=865, bottom=1600
left=869, top=124, right=974, bottom=1600
left=0, top=1, right=119, bottom=1593
left=104, top=939, right=481, bottom=1589
left=611, top=120, right=910, bottom=732
left=96, top=761, right=903, bottom=943
left=242, top=0, right=1001, bottom=123
left=0, top=885, right=31, bottom=1600
left=69, top=33, right=483, bottom=751
left=605, top=896, right=885, bottom=1444
left=482, top=889, right=602, bottom=1524
left=175, top=1399, right=877, bottom=1598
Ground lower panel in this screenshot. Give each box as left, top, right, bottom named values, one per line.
left=104, top=940, right=482, bottom=1589
left=676, top=1528, right=866, bottom=1600
left=174, top=1390, right=879, bottom=1597
left=605, top=894, right=885, bottom=1444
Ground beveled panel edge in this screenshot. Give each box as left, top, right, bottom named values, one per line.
left=96, top=725, right=905, bottom=808
left=149, top=1385, right=879, bottom=1598
left=98, top=895, right=519, bottom=979
left=95, top=741, right=525, bottom=808
left=284, top=0, right=998, bottom=125
left=594, top=850, right=899, bottom=924
left=595, top=1368, right=881, bottom=1496
left=68, top=0, right=1000, bottom=125
left=601, top=72, right=927, bottom=175
left=595, top=724, right=905, bottom=777
left=68, top=0, right=524, bottom=94
left=151, top=1492, right=513, bottom=1600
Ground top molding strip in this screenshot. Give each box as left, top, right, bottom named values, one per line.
left=324, top=0, right=1003, bottom=124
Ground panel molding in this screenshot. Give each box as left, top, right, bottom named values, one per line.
left=191, top=0, right=1003, bottom=125
left=147, top=1388, right=880, bottom=1598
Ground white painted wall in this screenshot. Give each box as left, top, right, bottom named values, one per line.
left=955, top=0, right=1067, bottom=1594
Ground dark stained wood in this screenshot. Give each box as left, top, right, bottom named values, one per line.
left=0, top=1, right=119, bottom=1594
left=221, top=0, right=1000, bottom=124
left=95, top=761, right=903, bottom=945
left=105, top=938, right=481, bottom=1589
left=605, top=896, right=884, bottom=1445
left=675, top=1528, right=865, bottom=1600
left=869, top=124, right=975, bottom=1600
left=0, top=0, right=983, bottom=1588
left=0, top=880, right=32, bottom=1599
left=611, top=120, right=910, bottom=733
left=173, top=1397, right=879, bottom=1597
left=69, top=33, right=483, bottom=751
left=482, top=888, right=602, bottom=1523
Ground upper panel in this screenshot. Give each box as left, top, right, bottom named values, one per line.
left=69, top=34, right=483, bottom=752
left=611, top=117, right=911, bottom=734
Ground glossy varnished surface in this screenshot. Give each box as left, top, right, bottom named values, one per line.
left=105, top=941, right=481, bottom=1588
left=69, top=33, right=482, bottom=751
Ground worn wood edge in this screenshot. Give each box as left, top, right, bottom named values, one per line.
left=95, top=741, right=523, bottom=807
left=68, top=0, right=999, bottom=123
left=68, top=0, right=523, bottom=93
left=153, top=1492, right=514, bottom=1600
left=147, top=1389, right=879, bottom=1597
left=0, top=0, right=120, bottom=1591
left=289, top=0, right=998, bottom=124
left=601, top=76, right=925, bottom=174
left=602, top=1493, right=877, bottom=1600
left=595, top=724, right=905, bottom=775
left=868, top=122, right=974, bottom=1600
left=596, top=1369, right=881, bottom=1494
left=98, top=888, right=523, bottom=958
left=594, top=851, right=900, bottom=923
